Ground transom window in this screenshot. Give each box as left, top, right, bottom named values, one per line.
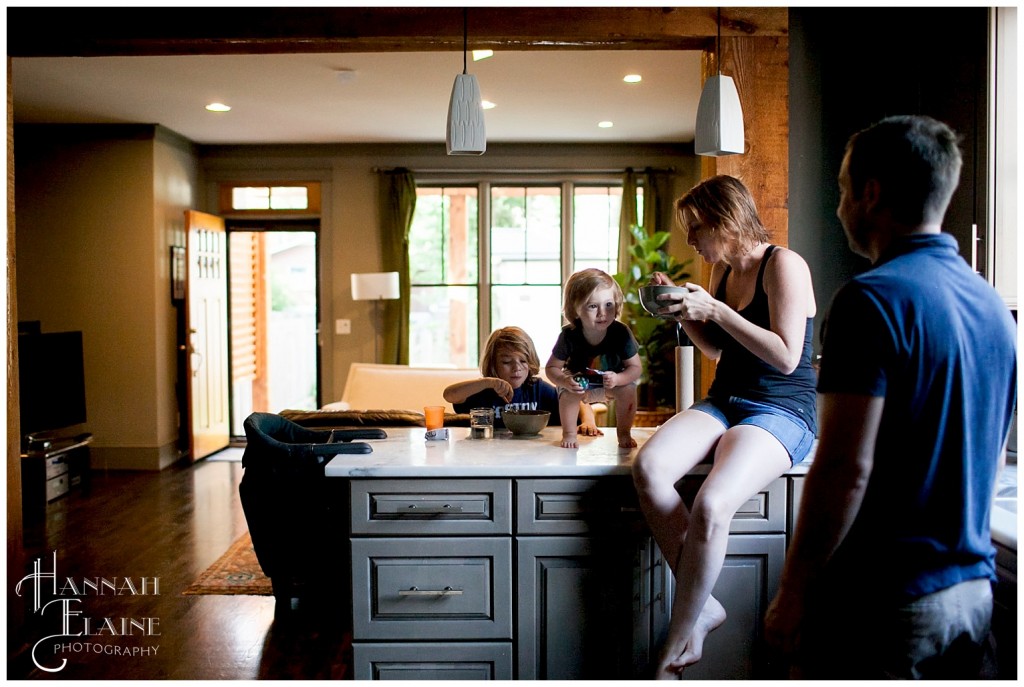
left=218, top=182, right=322, bottom=214
left=409, top=178, right=641, bottom=368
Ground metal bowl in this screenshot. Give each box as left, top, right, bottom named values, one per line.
left=638, top=285, right=687, bottom=318
left=502, top=409, right=551, bottom=435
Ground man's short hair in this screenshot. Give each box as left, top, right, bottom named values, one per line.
left=845, top=115, right=963, bottom=226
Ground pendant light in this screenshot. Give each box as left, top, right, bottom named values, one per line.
left=446, top=8, right=486, bottom=155
left=695, top=8, right=745, bottom=156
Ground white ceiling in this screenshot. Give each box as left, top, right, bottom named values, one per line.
left=12, top=51, right=703, bottom=146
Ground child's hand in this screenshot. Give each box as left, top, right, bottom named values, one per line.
left=563, top=376, right=587, bottom=395
left=489, top=378, right=514, bottom=402
left=578, top=420, right=604, bottom=437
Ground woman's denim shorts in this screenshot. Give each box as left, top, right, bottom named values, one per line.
left=691, top=395, right=815, bottom=465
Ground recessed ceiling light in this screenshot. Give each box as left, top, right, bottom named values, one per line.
left=623, top=74, right=642, bottom=84
left=335, top=68, right=357, bottom=83
left=598, top=121, right=613, bottom=129
left=481, top=100, right=496, bottom=110
left=206, top=102, right=231, bottom=113
left=472, top=50, right=493, bottom=61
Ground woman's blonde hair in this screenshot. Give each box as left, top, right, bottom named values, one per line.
left=561, top=268, right=623, bottom=328
left=675, top=175, right=769, bottom=255
left=480, top=326, right=541, bottom=377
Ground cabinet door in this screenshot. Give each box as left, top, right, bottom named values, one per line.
left=679, top=534, right=785, bottom=680
left=353, top=642, right=513, bottom=680
left=516, top=536, right=635, bottom=680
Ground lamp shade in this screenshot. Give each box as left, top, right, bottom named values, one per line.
left=351, top=272, right=400, bottom=301
left=694, top=75, right=745, bottom=157
left=446, top=73, right=486, bottom=155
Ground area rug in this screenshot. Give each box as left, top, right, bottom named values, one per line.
left=183, top=532, right=272, bottom=595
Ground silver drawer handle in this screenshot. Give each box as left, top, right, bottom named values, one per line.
left=398, top=586, right=463, bottom=596
left=404, top=504, right=464, bottom=513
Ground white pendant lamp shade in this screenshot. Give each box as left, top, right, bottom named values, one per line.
left=447, top=73, right=486, bottom=155
left=694, top=74, right=745, bottom=157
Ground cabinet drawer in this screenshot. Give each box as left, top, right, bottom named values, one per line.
left=517, top=478, right=632, bottom=535
left=46, top=474, right=69, bottom=502
left=517, top=477, right=787, bottom=535
left=45, top=455, right=69, bottom=480
left=351, top=537, right=512, bottom=640
left=351, top=479, right=512, bottom=535
left=353, top=641, right=513, bottom=680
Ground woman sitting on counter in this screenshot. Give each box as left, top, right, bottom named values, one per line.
left=631, top=175, right=818, bottom=679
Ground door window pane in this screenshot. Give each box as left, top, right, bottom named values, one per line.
left=410, top=285, right=478, bottom=368
left=490, top=284, right=564, bottom=366
left=409, top=187, right=479, bottom=366
left=573, top=186, right=622, bottom=274
left=410, top=187, right=478, bottom=285
left=491, top=187, right=561, bottom=284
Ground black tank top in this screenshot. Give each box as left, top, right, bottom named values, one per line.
left=706, top=245, right=817, bottom=431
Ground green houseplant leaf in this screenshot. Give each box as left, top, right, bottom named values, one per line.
left=613, top=224, right=692, bottom=409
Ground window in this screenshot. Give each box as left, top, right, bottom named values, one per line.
left=218, top=182, right=322, bottom=215
left=409, top=178, right=639, bottom=368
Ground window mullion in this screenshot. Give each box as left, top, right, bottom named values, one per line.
left=478, top=181, right=492, bottom=356
left=561, top=180, right=574, bottom=284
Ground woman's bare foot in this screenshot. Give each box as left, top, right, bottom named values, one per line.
left=561, top=432, right=579, bottom=448
left=658, top=595, right=728, bottom=677
left=617, top=431, right=637, bottom=448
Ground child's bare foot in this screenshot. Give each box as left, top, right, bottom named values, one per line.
left=560, top=432, right=579, bottom=448
left=617, top=431, right=637, bottom=448
left=661, top=595, right=728, bottom=675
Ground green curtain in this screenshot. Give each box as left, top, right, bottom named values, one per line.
left=618, top=167, right=673, bottom=275
left=378, top=169, right=416, bottom=364
left=617, top=169, right=639, bottom=276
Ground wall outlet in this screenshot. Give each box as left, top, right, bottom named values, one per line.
left=335, top=319, right=351, bottom=335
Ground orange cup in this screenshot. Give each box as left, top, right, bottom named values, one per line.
left=424, top=405, right=445, bottom=430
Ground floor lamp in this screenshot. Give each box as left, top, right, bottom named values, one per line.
left=351, top=272, right=400, bottom=363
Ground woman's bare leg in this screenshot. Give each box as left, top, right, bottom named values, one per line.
left=632, top=409, right=724, bottom=571
left=655, top=425, right=792, bottom=678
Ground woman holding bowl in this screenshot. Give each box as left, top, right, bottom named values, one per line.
left=632, top=175, right=817, bottom=678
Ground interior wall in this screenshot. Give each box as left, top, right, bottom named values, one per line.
left=788, top=7, right=990, bottom=351
left=13, top=124, right=197, bottom=469
left=201, top=142, right=700, bottom=404
left=153, top=127, right=200, bottom=463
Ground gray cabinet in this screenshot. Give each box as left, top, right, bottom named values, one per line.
left=515, top=477, right=786, bottom=680
left=349, top=479, right=514, bottom=680
left=347, top=475, right=787, bottom=680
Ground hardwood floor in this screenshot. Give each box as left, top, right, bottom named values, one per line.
left=8, top=456, right=352, bottom=680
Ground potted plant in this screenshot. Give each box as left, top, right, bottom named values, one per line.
left=613, top=224, right=692, bottom=420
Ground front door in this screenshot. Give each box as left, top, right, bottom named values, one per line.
left=185, top=210, right=230, bottom=460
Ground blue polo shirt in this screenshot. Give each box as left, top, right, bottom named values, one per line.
left=817, top=233, right=1017, bottom=601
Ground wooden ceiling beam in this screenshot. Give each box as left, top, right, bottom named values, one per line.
left=8, top=7, right=788, bottom=57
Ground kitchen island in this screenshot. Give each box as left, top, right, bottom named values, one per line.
left=326, top=426, right=803, bottom=680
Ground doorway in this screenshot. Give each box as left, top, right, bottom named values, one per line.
left=227, top=220, right=321, bottom=438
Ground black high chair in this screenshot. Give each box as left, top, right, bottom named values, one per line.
left=238, top=412, right=385, bottom=621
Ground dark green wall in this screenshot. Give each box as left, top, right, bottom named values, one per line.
left=789, top=7, right=990, bottom=351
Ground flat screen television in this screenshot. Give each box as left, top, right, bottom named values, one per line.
left=17, top=330, right=87, bottom=440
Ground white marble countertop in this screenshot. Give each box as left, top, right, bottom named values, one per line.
left=324, top=426, right=812, bottom=479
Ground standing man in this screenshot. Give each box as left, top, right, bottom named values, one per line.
left=764, top=115, right=1017, bottom=678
